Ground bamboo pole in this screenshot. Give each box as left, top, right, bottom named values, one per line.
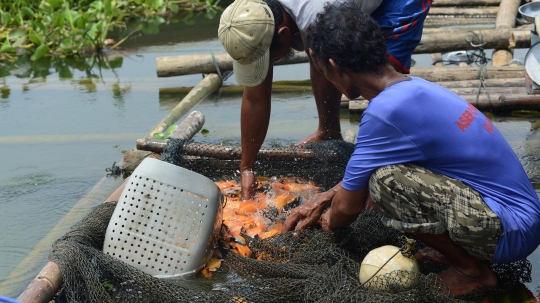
left=491, top=50, right=514, bottom=66
left=156, top=52, right=309, bottom=78
left=159, top=83, right=312, bottom=94
left=343, top=80, right=525, bottom=104
left=169, top=110, right=205, bottom=139
left=492, top=0, right=521, bottom=66
left=444, top=86, right=524, bottom=95
left=122, top=111, right=206, bottom=172
left=164, top=78, right=526, bottom=108
left=422, top=26, right=495, bottom=35
left=156, top=30, right=529, bottom=78
left=346, top=86, right=525, bottom=107
left=431, top=0, right=501, bottom=6
left=350, top=93, right=540, bottom=113
left=424, top=17, right=496, bottom=28
left=433, top=78, right=525, bottom=88
left=17, top=262, right=62, bottom=303
left=429, top=7, right=499, bottom=15
left=410, top=66, right=524, bottom=82
left=415, top=29, right=529, bottom=54
left=148, top=74, right=221, bottom=138
left=494, top=0, right=520, bottom=28
left=136, top=138, right=338, bottom=161
left=510, top=30, right=532, bottom=48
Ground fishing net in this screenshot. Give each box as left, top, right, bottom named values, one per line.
left=49, top=139, right=532, bottom=303
left=160, top=138, right=355, bottom=190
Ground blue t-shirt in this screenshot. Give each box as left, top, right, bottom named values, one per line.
left=342, top=76, right=540, bottom=263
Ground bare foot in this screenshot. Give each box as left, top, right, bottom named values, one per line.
left=296, top=130, right=343, bottom=146
left=415, top=247, right=451, bottom=266
left=438, top=262, right=497, bottom=297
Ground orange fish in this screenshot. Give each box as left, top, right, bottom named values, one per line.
left=229, top=242, right=252, bottom=258
left=215, top=176, right=320, bottom=259
left=269, top=192, right=296, bottom=212
left=236, top=200, right=260, bottom=215
left=259, top=221, right=283, bottom=239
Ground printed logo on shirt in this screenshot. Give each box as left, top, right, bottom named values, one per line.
left=483, top=117, right=494, bottom=134
left=455, top=103, right=479, bottom=132
left=455, top=103, right=494, bottom=134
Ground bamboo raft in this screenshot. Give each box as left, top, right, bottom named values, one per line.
left=12, top=0, right=540, bottom=302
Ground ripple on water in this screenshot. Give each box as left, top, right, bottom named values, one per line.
left=0, top=172, right=55, bottom=205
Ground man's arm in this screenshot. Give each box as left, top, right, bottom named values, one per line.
left=240, top=65, right=274, bottom=200
left=322, top=186, right=368, bottom=232
left=300, top=54, right=343, bottom=144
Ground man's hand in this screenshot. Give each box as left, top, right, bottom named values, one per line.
left=321, top=208, right=332, bottom=232
left=282, top=191, right=335, bottom=231
left=241, top=169, right=258, bottom=201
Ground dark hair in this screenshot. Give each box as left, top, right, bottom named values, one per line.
left=262, top=0, right=284, bottom=52
left=306, top=1, right=388, bottom=74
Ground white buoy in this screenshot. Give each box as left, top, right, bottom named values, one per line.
left=359, top=245, right=419, bottom=292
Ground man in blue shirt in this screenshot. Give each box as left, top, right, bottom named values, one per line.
left=283, top=1, right=540, bottom=297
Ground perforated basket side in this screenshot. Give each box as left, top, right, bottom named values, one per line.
left=103, top=158, right=223, bottom=277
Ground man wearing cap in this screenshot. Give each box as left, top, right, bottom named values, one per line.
left=282, top=1, right=540, bottom=297
left=218, top=0, right=432, bottom=200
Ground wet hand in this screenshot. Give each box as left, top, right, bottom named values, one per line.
left=282, top=191, right=333, bottom=231
left=321, top=209, right=332, bottom=233
left=241, top=169, right=257, bottom=201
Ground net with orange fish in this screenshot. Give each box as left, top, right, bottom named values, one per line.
left=49, top=140, right=533, bottom=303
left=200, top=177, right=320, bottom=278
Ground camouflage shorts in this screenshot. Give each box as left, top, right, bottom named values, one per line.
left=369, top=163, right=502, bottom=261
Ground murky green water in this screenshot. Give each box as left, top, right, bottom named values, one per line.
left=0, top=12, right=539, bottom=301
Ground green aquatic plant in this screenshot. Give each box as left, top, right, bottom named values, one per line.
left=153, top=124, right=179, bottom=139
left=0, top=0, right=220, bottom=60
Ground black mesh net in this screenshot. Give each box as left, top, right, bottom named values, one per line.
left=161, top=139, right=355, bottom=190
left=49, top=140, right=532, bottom=302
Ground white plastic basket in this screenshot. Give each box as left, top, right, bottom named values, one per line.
left=103, top=158, right=223, bottom=277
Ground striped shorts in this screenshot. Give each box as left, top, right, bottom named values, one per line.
left=369, top=163, right=503, bottom=261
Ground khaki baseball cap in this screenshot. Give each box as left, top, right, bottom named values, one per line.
left=218, top=0, right=274, bottom=87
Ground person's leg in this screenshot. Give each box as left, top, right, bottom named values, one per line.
left=369, top=163, right=502, bottom=296
left=412, top=231, right=497, bottom=296
left=298, top=58, right=343, bottom=145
